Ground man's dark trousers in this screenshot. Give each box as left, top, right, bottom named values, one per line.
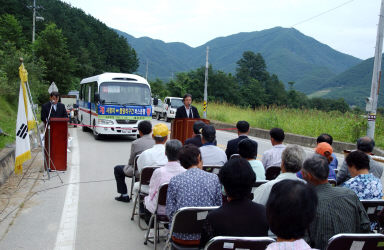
left=114, top=165, right=127, bottom=194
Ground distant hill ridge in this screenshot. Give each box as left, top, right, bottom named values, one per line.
left=311, top=56, right=384, bottom=107
left=116, top=27, right=361, bottom=93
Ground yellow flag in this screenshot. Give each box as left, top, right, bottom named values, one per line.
left=19, top=63, right=28, bottom=83
left=18, top=63, right=36, bottom=130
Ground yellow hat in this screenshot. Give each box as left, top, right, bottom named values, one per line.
left=153, top=123, right=169, bottom=137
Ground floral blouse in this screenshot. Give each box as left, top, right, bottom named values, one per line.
left=342, top=174, right=383, bottom=200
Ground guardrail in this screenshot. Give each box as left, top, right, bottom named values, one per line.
left=211, top=120, right=384, bottom=157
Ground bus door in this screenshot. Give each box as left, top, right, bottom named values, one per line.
left=88, top=85, right=92, bottom=126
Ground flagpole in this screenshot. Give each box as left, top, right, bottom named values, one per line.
left=18, top=58, right=64, bottom=182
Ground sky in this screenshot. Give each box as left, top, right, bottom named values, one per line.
left=61, top=0, right=381, bottom=60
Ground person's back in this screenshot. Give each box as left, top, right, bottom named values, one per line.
left=205, top=199, right=267, bottom=237
left=341, top=150, right=383, bottom=200
left=238, top=138, right=264, bottom=180
left=200, top=125, right=227, bottom=166
left=184, top=135, right=203, bottom=147
left=262, top=128, right=286, bottom=169
left=253, top=145, right=305, bottom=205
left=302, top=155, right=370, bottom=250
left=200, top=158, right=268, bottom=247
left=144, top=140, right=185, bottom=215
left=167, top=168, right=221, bottom=211
left=337, top=136, right=384, bottom=184
left=184, top=121, right=205, bottom=147
left=200, top=145, right=227, bottom=166
left=310, top=184, right=370, bottom=249
left=166, top=145, right=222, bottom=242
left=225, top=121, right=251, bottom=159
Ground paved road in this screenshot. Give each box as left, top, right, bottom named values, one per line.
left=0, top=119, right=345, bottom=250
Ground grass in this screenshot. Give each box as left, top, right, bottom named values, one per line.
left=0, top=96, right=17, bottom=149
left=196, top=102, right=384, bottom=149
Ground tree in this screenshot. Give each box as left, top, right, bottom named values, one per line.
left=149, top=78, right=169, bottom=98
left=0, top=14, right=25, bottom=49
left=236, top=51, right=268, bottom=84
left=33, top=23, right=76, bottom=94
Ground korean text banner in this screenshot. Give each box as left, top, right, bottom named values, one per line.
left=98, top=105, right=152, bottom=120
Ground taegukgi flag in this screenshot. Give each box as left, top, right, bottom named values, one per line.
left=15, top=63, right=33, bottom=174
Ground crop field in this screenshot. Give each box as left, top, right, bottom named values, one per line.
left=196, top=102, right=384, bottom=149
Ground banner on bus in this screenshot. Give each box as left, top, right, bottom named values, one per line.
left=98, top=105, right=152, bottom=120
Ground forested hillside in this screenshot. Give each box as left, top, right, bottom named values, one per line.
left=0, top=0, right=138, bottom=103
left=310, top=56, right=384, bottom=107
left=116, top=27, right=361, bottom=92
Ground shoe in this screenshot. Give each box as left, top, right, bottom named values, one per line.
left=115, top=195, right=130, bottom=202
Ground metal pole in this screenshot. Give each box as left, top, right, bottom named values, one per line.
left=32, top=0, right=36, bottom=42
left=203, top=46, right=209, bottom=118
left=367, top=0, right=384, bottom=139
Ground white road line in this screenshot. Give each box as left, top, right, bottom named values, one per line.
left=54, top=129, right=80, bottom=250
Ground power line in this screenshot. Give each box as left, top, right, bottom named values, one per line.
left=291, top=0, right=355, bottom=27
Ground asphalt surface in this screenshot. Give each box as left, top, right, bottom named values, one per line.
left=0, top=119, right=346, bottom=250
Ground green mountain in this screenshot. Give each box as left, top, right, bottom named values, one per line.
left=311, top=56, right=384, bottom=107
left=116, top=27, right=361, bottom=91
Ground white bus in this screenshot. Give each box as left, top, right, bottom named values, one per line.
left=79, top=73, right=152, bottom=139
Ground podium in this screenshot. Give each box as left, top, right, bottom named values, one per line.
left=44, top=118, right=68, bottom=171
left=171, top=118, right=210, bottom=144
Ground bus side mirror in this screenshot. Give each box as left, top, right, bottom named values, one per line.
left=95, top=93, right=100, bottom=103
left=153, top=98, right=158, bottom=105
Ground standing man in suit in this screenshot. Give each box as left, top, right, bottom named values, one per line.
left=225, top=121, right=254, bottom=159
left=175, top=93, right=200, bottom=119
left=41, top=91, right=68, bottom=124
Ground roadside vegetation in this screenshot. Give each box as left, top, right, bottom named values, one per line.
left=0, top=96, right=17, bottom=149
left=195, top=102, right=384, bottom=149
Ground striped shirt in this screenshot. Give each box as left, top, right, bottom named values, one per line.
left=308, top=183, right=370, bottom=250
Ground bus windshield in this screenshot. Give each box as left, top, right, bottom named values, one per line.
left=170, top=99, right=183, bottom=108
left=99, top=82, right=151, bottom=106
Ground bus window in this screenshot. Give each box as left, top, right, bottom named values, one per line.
left=91, top=82, right=97, bottom=103
left=84, top=84, right=89, bottom=102
left=80, top=85, right=83, bottom=99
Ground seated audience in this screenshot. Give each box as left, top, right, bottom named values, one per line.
left=134, top=123, right=169, bottom=194
left=301, top=154, right=370, bottom=250
left=114, top=120, right=154, bottom=202
left=166, top=144, right=222, bottom=245
left=342, top=150, right=383, bottom=200
left=137, top=123, right=168, bottom=173
left=266, top=180, right=318, bottom=250
left=253, top=145, right=305, bottom=205
left=225, top=120, right=253, bottom=159
left=199, top=125, right=227, bottom=166
left=337, top=136, right=383, bottom=184
left=184, top=121, right=205, bottom=147
left=143, top=140, right=185, bottom=229
left=238, top=138, right=265, bottom=180
left=262, top=128, right=286, bottom=169
left=200, top=158, right=268, bottom=247
left=297, top=142, right=336, bottom=180
left=317, top=133, right=338, bottom=170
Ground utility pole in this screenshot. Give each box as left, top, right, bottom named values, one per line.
left=32, top=0, right=36, bottom=42
left=203, top=46, right=209, bottom=119
left=145, top=59, right=149, bottom=80
left=367, top=0, right=384, bottom=139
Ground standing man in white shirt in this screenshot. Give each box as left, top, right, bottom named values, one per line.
left=175, top=93, right=200, bottom=119
left=262, top=128, right=286, bottom=169
left=200, top=125, right=227, bottom=166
